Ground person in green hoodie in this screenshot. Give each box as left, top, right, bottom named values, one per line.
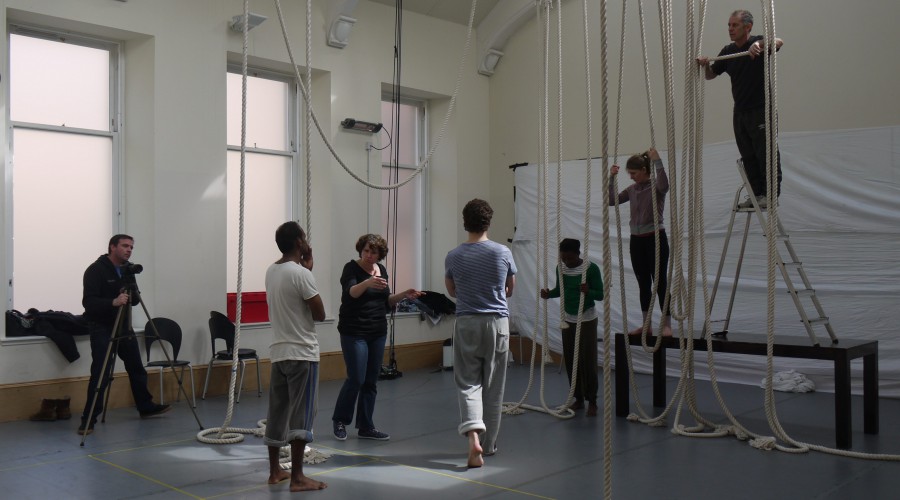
left=540, top=238, right=603, bottom=417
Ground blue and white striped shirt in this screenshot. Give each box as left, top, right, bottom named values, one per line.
left=445, top=240, right=517, bottom=316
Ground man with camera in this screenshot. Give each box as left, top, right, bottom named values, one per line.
left=78, top=234, right=169, bottom=435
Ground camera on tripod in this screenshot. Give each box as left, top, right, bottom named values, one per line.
left=121, top=262, right=143, bottom=276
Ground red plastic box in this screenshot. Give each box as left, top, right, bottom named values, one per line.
left=226, top=291, right=269, bottom=323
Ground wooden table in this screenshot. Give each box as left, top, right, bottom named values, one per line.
left=614, top=332, right=879, bottom=449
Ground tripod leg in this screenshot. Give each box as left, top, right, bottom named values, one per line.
left=100, top=354, right=117, bottom=423
left=80, top=304, right=128, bottom=446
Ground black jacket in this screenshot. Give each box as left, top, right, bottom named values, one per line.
left=82, top=255, right=138, bottom=327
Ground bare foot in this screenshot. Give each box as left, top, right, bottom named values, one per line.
left=587, top=403, right=598, bottom=417
left=662, top=325, right=673, bottom=337
left=268, top=469, right=290, bottom=485
left=290, top=475, right=328, bottom=492
left=467, top=432, right=484, bottom=468
left=628, top=326, right=651, bottom=336
left=467, top=450, right=484, bottom=468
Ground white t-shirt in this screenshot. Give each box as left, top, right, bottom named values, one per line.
left=265, top=261, right=320, bottom=362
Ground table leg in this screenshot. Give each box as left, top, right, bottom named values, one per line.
left=653, top=343, right=666, bottom=407
left=615, top=335, right=628, bottom=417
left=863, top=351, right=879, bottom=435
left=834, top=353, right=851, bottom=449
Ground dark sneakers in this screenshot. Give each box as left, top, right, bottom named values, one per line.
left=77, top=420, right=95, bottom=435
left=333, top=421, right=347, bottom=441
left=358, top=428, right=390, bottom=441
left=78, top=403, right=168, bottom=434
left=139, top=404, right=171, bottom=418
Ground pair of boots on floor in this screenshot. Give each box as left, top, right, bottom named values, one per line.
left=29, top=396, right=72, bottom=421
left=628, top=314, right=672, bottom=337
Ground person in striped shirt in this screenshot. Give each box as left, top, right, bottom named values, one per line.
left=445, top=199, right=517, bottom=468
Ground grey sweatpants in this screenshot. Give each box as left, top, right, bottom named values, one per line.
left=453, top=314, right=509, bottom=453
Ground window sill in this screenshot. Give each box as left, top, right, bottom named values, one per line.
left=0, top=317, right=338, bottom=344
left=1, top=335, right=56, bottom=346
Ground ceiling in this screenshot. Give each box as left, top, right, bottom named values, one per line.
left=367, top=0, right=502, bottom=26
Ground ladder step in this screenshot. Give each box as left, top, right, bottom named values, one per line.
left=791, top=289, right=816, bottom=297
left=781, top=261, right=802, bottom=270
left=762, top=232, right=789, bottom=241
left=805, top=317, right=830, bottom=326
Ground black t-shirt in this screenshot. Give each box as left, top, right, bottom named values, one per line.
left=337, top=260, right=391, bottom=336
left=711, top=35, right=778, bottom=111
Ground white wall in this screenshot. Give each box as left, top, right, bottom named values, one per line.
left=0, top=0, right=489, bottom=385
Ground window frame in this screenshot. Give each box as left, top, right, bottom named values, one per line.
left=380, top=95, right=428, bottom=292
left=224, top=65, right=302, bottom=322
left=5, top=23, right=122, bottom=316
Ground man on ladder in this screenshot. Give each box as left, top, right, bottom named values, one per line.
left=698, top=9, right=784, bottom=209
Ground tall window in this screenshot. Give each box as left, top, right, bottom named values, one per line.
left=380, top=98, right=425, bottom=291
left=225, top=68, right=298, bottom=320
left=6, top=26, right=120, bottom=317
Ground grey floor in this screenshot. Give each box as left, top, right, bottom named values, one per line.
left=2, top=360, right=899, bottom=499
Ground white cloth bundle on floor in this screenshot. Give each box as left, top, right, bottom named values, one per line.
left=761, top=370, right=815, bottom=393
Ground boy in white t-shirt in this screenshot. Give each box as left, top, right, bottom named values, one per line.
left=263, top=221, right=327, bottom=492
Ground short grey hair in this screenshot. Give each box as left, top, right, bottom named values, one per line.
left=731, top=10, right=753, bottom=26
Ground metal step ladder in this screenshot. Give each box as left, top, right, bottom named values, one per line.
left=709, top=160, right=838, bottom=346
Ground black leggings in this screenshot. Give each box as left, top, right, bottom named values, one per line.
left=629, top=231, right=669, bottom=313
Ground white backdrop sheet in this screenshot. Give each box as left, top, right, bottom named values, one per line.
left=509, top=126, right=900, bottom=398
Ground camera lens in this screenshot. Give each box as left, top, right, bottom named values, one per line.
left=122, top=262, right=143, bottom=275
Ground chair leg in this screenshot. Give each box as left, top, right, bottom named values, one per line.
left=237, top=360, right=246, bottom=403
left=175, top=366, right=184, bottom=403
left=187, top=365, right=196, bottom=408
left=158, top=368, right=165, bottom=405
left=255, top=356, right=262, bottom=397
left=202, top=359, right=215, bottom=400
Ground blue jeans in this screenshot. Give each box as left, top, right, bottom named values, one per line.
left=332, top=334, right=386, bottom=431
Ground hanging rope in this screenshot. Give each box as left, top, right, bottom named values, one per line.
left=612, top=0, right=676, bottom=427
left=503, top=0, right=576, bottom=420
left=196, top=0, right=252, bottom=447
left=616, top=0, right=900, bottom=462
left=267, top=0, right=477, bottom=192
left=197, top=0, right=330, bottom=468
left=304, top=0, right=312, bottom=240
left=586, top=0, right=617, bottom=495
left=618, top=0, right=681, bottom=430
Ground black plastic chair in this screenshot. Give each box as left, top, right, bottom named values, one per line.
left=201, top=311, right=261, bottom=402
left=144, top=317, right=196, bottom=408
